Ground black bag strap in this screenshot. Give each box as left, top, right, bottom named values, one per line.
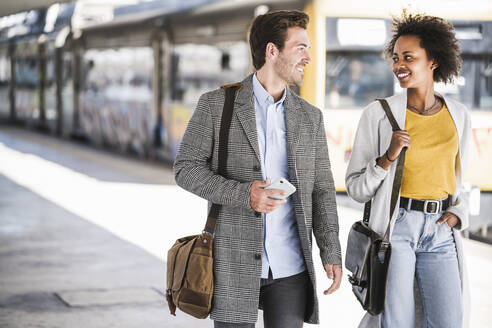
left=203, top=83, right=241, bottom=235
left=363, top=99, right=406, bottom=244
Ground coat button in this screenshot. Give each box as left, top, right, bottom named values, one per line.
left=254, top=253, right=261, bottom=260
left=255, top=211, right=261, bottom=218
left=253, top=165, right=261, bottom=172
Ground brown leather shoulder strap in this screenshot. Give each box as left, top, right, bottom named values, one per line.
left=377, top=98, right=400, bottom=131
left=204, top=84, right=240, bottom=235
left=221, top=82, right=242, bottom=91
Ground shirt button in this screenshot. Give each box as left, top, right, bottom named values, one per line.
left=255, top=211, right=261, bottom=218
left=254, top=253, right=261, bottom=260
left=253, top=165, right=261, bottom=171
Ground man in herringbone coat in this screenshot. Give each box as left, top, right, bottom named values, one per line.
left=174, top=10, right=342, bottom=328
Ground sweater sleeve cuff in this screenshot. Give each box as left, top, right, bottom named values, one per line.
left=446, top=207, right=468, bottom=231
left=367, top=157, right=389, bottom=181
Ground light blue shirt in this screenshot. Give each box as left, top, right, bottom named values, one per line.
left=252, top=74, right=306, bottom=279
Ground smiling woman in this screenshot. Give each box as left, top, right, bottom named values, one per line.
left=390, top=34, right=443, bottom=114
left=345, top=11, right=472, bottom=328
left=386, top=13, right=462, bottom=86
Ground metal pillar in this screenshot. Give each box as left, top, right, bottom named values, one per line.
left=152, top=36, right=163, bottom=147
left=55, top=47, right=63, bottom=136
left=38, top=40, right=47, bottom=130
left=8, top=42, right=16, bottom=122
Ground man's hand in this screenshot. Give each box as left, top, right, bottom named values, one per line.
left=323, top=264, right=342, bottom=295
left=437, top=212, right=459, bottom=228
left=250, top=179, right=286, bottom=213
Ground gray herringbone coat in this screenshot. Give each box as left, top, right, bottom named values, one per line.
left=174, top=74, right=341, bottom=324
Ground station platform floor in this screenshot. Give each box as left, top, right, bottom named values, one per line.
left=0, top=126, right=491, bottom=328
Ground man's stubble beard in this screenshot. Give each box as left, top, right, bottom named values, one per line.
left=274, top=53, right=304, bottom=87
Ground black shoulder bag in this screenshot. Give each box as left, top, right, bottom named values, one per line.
left=345, top=98, right=406, bottom=315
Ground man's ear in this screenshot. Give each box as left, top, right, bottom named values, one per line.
left=265, top=42, right=278, bottom=61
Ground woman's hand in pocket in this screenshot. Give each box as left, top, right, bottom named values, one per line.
left=437, top=212, right=459, bottom=228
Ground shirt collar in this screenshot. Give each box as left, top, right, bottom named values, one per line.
left=252, top=73, right=286, bottom=107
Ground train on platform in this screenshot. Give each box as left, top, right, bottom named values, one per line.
left=0, top=0, right=490, bottom=191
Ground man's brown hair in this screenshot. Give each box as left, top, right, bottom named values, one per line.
left=249, top=10, right=309, bottom=70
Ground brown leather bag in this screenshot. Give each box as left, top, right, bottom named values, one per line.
left=166, top=83, right=240, bottom=319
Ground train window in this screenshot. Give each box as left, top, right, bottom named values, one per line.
left=426, top=57, right=492, bottom=111
left=325, top=53, right=394, bottom=109
left=170, top=42, right=249, bottom=104
left=166, top=42, right=249, bottom=157
left=15, top=57, right=39, bottom=87
left=455, top=25, right=483, bottom=40
left=460, top=57, right=492, bottom=110
left=82, top=48, right=153, bottom=96
left=80, top=47, right=154, bottom=155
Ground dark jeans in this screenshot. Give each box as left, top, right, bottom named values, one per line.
left=214, top=270, right=309, bottom=328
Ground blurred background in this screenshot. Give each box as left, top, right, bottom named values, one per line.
left=0, top=0, right=491, bottom=327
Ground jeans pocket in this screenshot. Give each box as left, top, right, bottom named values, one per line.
left=395, top=208, right=407, bottom=223
left=445, top=220, right=455, bottom=230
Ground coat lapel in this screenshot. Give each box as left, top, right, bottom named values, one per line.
left=234, top=76, right=303, bottom=175
left=284, top=88, right=302, bottom=160
left=283, top=89, right=307, bottom=226
left=235, top=75, right=262, bottom=164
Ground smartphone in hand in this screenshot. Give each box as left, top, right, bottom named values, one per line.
left=264, top=177, right=296, bottom=200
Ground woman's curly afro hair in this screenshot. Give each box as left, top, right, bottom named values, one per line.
left=385, top=11, right=462, bottom=84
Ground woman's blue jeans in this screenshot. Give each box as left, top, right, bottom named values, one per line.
left=382, top=208, right=462, bottom=328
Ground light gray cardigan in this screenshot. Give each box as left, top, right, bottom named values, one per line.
left=345, top=91, right=471, bottom=328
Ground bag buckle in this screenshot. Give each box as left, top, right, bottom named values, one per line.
left=348, top=274, right=367, bottom=288
left=423, top=200, right=440, bottom=214
left=377, top=241, right=390, bottom=263
left=348, top=274, right=358, bottom=286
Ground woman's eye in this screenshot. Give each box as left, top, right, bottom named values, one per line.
left=405, top=56, right=412, bottom=61
left=392, top=57, right=398, bottom=63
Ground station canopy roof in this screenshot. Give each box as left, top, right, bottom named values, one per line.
left=0, top=0, right=72, bottom=16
